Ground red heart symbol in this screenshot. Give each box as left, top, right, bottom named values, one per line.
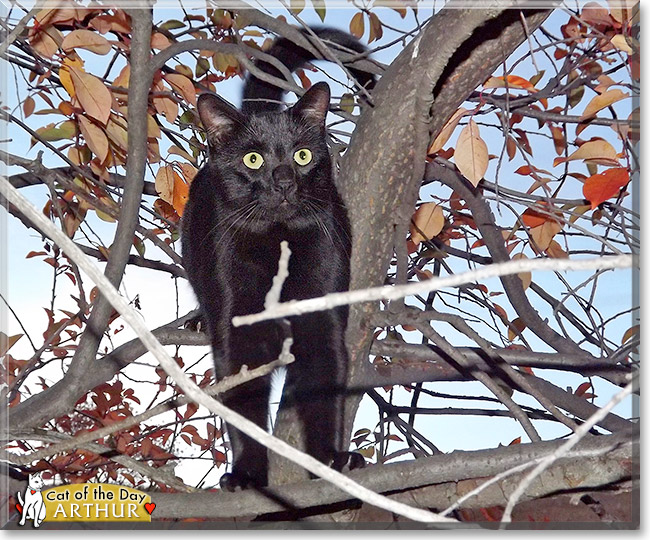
left=31, top=490, right=36, bottom=495
left=144, top=502, right=156, bottom=515
left=15, top=503, right=22, bottom=514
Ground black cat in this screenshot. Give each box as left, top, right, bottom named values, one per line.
left=181, top=29, right=372, bottom=490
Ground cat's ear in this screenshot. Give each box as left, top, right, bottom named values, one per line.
left=291, top=82, right=330, bottom=125
left=197, top=93, right=244, bottom=145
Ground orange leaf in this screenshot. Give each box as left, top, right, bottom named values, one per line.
left=410, top=202, right=444, bottom=245
left=582, top=167, right=629, bottom=209
left=0, top=333, right=23, bottom=357
left=521, top=203, right=555, bottom=228
left=454, top=119, right=488, bottom=186
left=69, top=66, right=112, bottom=124
left=62, top=29, right=111, bottom=55
left=151, top=32, right=171, bottom=50
left=580, top=89, right=629, bottom=121
left=77, top=115, right=109, bottom=161
left=484, top=75, right=536, bottom=91
left=164, top=73, right=197, bottom=106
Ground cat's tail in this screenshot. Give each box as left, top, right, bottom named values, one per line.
left=241, top=27, right=376, bottom=114
left=16, top=491, right=24, bottom=506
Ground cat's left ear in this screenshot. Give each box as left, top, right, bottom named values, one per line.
left=291, top=82, right=330, bottom=125
left=197, top=92, right=244, bottom=145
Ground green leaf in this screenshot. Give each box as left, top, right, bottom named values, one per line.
left=313, top=0, right=326, bottom=22
left=289, top=0, right=305, bottom=15
left=159, top=19, right=186, bottom=31
left=339, top=93, right=355, bottom=114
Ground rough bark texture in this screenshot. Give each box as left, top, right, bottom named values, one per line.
left=268, top=6, right=552, bottom=485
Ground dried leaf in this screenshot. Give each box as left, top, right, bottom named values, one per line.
left=529, top=220, right=562, bottom=251
left=0, top=333, right=22, bottom=357
left=410, top=202, right=444, bottom=245
left=454, top=119, right=488, bottom=186
left=428, top=107, right=469, bottom=154
left=580, top=89, right=629, bottom=120
left=23, top=96, right=35, bottom=118
left=553, top=139, right=619, bottom=167
left=164, top=73, right=197, bottom=106
left=350, top=12, right=365, bottom=39
left=69, top=66, right=112, bottom=124
left=62, top=29, right=111, bottom=55
left=368, top=12, right=383, bottom=43
left=151, top=32, right=171, bottom=50
left=582, top=167, right=629, bottom=209
left=621, top=324, right=639, bottom=344
left=512, top=253, right=531, bottom=291
left=549, top=125, right=566, bottom=155
left=508, top=317, right=526, bottom=341
left=77, top=115, right=109, bottom=161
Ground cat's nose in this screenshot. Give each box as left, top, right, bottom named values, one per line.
left=272, top=165, right=296, bottom=196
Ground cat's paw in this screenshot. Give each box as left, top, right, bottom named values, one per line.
left=331, top=451, right=366, bottom=473
left=184, top=313, right=206, bottom=333
left=219, top=471, right=259, bottom=492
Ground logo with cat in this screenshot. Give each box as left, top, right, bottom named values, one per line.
left=16, top=473, right=47, bottom=528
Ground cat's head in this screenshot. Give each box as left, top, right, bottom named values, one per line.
left=196, top=82, right=336, bottom=233
left=27, top=474, right=44, bottom=490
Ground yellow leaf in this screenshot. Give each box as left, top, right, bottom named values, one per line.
left=69, top=66, right=112, bottom=125
left=429, top=107, right=469, bottom=154
left=62, top=29, right=111, bottom=55
left=77, top=115, right=109, bottom=161
left=454, top=119, right=488, bottom=186
left=580, top=89, right=629, bottom=121
left=59, top=56, right=85, bottom=98
left=610, top=34, right=633, bottom=54
left=164, top=73, right=197, bottom=106
left=153, top=82, right=178, bottom=123
left=410, top=202, right=444, bottom=245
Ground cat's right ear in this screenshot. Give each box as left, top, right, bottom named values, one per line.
left=197, top=93, right=244, bottom=146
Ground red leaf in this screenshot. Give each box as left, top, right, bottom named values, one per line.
left=583, top=167, right=630, bottom=209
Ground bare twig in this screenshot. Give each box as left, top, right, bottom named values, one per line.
left=0, top=177, right=455, bottom=524
left=500, top=375, right=637, bottom=526
left=232, top=254, right=634, bottom=326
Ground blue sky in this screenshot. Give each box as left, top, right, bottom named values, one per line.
left=1, top=1, right=639, bottom=487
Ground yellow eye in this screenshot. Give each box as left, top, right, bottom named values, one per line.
left=293, top=148, right=312, bottom=166
left=243, top=152, right=264, bottom=169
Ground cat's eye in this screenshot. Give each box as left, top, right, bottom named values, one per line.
left=293, top=148, right=313, bottom=166
left=243, top=152, right=264, bottom=169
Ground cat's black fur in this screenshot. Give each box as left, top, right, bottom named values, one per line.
left=182, top=29, right=373, bottom=490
